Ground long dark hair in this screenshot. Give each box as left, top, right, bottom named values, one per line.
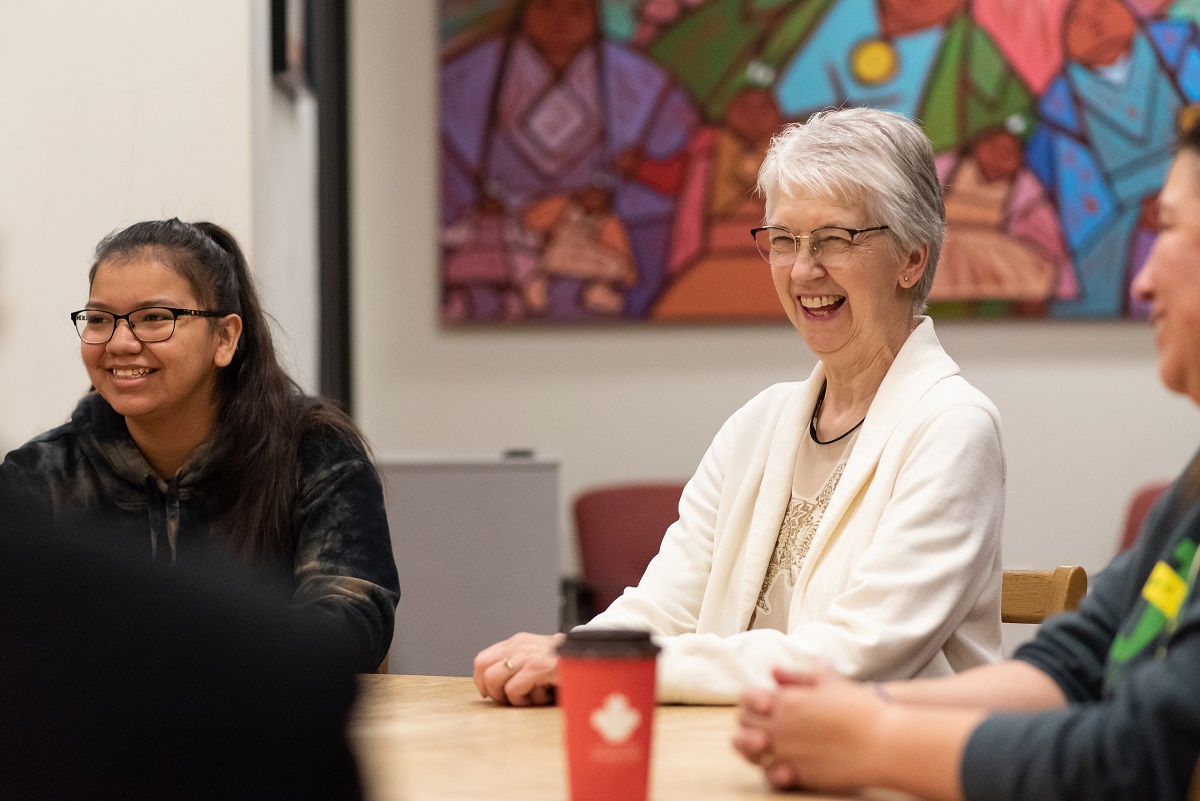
left=90, top=218, right=369, bottom=563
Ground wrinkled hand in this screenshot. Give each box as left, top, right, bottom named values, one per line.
left=473, top=632, right=565, bottom=706
left=734, top=667, right=886, bottom=791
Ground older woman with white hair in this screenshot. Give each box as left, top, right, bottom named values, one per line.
left=474, top=107, right=1006, bottom=705
left=732, top=117, right=1200, bottom=801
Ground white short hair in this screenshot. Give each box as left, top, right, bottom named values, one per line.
left=756, top=107, right=945, bottom=314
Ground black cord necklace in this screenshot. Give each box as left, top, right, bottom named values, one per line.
left=809, top=382, right=866, bottom=445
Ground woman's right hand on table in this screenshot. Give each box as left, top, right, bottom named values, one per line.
left=473, top=632, right=566, bottom=706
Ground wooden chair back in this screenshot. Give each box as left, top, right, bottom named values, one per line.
left=1001, top=566, right=1088, bottom=624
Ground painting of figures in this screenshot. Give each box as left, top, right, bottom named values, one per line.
left=439, top=0, right=1200, bottom=323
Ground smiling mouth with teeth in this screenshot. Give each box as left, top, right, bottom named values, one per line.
left=799, top=295, right=846, bottom=313
left=112, top=367, right=155, bottom=379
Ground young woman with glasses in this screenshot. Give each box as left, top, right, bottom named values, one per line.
left=1, top=219, right=398, bottom=672
left=474, top=107, right=1006, bottom=706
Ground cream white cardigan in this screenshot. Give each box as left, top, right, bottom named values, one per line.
left=586, top=318, right=1005, bottom=704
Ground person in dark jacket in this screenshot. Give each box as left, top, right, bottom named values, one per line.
left=0, top=491, right=366, bottom=801
left=0, top=219, right=398, bottom=672
left=732, top=122, right=1200, bottom=801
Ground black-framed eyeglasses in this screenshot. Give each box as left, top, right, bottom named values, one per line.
left=70, top=307, right=227, bottom=344
left=750, top=225, right=890, bottom=267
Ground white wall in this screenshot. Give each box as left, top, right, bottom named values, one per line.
left=350, top=1, right=1200, bottom=580
left=250, top=0, right=321, bottom=393
left=0, top=0, right=318, bottom=450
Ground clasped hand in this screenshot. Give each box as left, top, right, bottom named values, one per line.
left=473, top=631, right=565, bottom=706
left=733, top=667, right=889, bottom=791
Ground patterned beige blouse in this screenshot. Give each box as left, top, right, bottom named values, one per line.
left=751, top=427, right=860, bottom=631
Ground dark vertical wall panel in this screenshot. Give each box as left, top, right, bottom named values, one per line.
left=311, top=0, right=351, bottom=409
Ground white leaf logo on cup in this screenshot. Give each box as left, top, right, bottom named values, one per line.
left=589, top=692, right=642, bottom=744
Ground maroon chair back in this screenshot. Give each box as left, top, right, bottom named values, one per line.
left=1121, top=482, right=1171, bottom=552
left=573, top=482, right=686, bottom=616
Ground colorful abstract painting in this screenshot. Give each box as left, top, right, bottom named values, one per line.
left=438, top=0, right=1200, bottom=323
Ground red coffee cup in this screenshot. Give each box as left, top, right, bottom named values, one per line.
left=557, top=629, right=660, bottom=801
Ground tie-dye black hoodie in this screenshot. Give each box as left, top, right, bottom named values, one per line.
left=0, top=391, right=399, bottom=672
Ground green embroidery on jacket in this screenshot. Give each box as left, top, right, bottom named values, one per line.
left=1107, top=539, right=1197, bottom=678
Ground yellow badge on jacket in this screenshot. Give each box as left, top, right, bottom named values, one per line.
left=1143, top=561, right=1188, bottom=619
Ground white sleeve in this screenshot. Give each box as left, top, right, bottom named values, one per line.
left=647, top=402, right=1005, bottom=704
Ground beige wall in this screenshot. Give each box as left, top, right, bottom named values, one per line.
left=350, top=1, right=1200, bottom=579
left=250, top=0, right=321, bottom=394
left=0, top=0, right=318, bottom=452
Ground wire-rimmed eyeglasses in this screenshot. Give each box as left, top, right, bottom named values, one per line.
left=70, top=307, right=227, bottom=345
left=750, top=225, right=890, bottom=267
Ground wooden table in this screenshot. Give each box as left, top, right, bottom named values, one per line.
left=350, top=675, right=866, bottom=801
